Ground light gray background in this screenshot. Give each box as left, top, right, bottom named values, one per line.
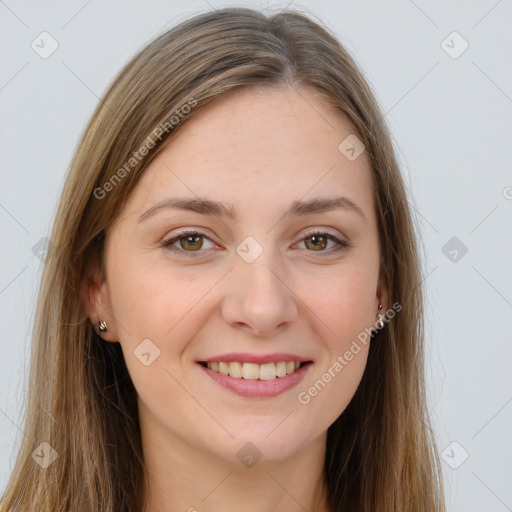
left=1, top=1, right=511, bottom=510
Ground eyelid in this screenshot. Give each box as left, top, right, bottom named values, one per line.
left=300, top=227, right=347, bottom=242
left=295, top=229, right=350, bottom=255
left=162, top=229, right=218, bottom=256
left=161, top=227, right=350, bottom=257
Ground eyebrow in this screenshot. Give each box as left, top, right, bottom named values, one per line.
left=137, top=195, right=366, bottom=222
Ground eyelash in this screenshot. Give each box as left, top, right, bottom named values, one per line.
left=161, top=229, right=350, bottom=258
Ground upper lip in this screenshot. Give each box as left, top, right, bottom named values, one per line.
left=198, top=352, right=312, bottom=364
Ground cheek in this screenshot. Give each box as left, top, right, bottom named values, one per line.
left=108, top=258, right=220, bottom=366
left=296, top=341, right=369, bottom=435
left=109, top=254, right=189, bottom=331
left=109, top=263, right=206, bottom=419
left=289, top=265, right=375, bottom=426
left=300, top=264, right=378, bottom=344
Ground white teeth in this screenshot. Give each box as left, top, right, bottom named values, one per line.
left=275, top=361, right=287, bottom=377
left=259, top=362, right=276, bottom=380
left=229, top=361, right=242, bottom=378
left=205, top=360, right=304, bottom=380
left=219, top=362, right=230, bottom=376
left=242, top=363, right=259, bottom=380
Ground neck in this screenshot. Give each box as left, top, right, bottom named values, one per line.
left=138, top=408, right=330, bottom=512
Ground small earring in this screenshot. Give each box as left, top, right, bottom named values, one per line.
left=377, top=304, right=384, bottom=329
left=96, top=320, right=108, bottom=333
left=371, top=304, right=384, bottom=338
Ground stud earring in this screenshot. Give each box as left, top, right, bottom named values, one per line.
left=377, top=304, right=384, bottom=329
left=371, top=304, right=384, bottom=338
left=95, top=320, right=108, bottom=333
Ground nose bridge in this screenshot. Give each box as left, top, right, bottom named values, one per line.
left=222, top=237, right=297, bottom=335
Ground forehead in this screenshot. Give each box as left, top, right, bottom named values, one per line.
left=124, top=85, right=375, bottom=225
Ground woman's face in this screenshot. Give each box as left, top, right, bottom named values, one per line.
left=88, top=84, right=387, bottom=464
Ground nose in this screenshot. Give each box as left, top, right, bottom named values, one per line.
left=220, top=248, right=298, bottom=338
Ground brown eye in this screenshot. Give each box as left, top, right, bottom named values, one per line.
left=179, top=234, right=203, bottom=251
left=304, top=233, right=328, bottom=251
left=297, top=231, right=350, bottom=256
left=162, top=230, right=216, bottom=257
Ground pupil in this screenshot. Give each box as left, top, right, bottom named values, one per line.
left=309, top=235, right=326, bottom=250
left=183, top=235, right=202, bottom=250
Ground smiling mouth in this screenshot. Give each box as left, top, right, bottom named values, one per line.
left=198, top=361, right=311, bottom=380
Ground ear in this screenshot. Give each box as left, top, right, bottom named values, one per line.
left=375, top=273, right=389, bottom=318
left=82, top=261, right=119, bottom=343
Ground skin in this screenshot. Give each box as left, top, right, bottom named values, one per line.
left=85, top=84, right=388, bottom=512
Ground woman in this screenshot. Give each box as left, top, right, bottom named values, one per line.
left=1, top=7, right=445, bottom=511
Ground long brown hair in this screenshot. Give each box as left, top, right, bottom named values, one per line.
left=1, top=7, right=444, bottom=511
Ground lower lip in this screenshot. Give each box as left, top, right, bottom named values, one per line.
left=198, top=362, right=312, bottom=398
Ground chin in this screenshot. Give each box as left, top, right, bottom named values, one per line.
left=206, top=424, right=317, bottom=466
